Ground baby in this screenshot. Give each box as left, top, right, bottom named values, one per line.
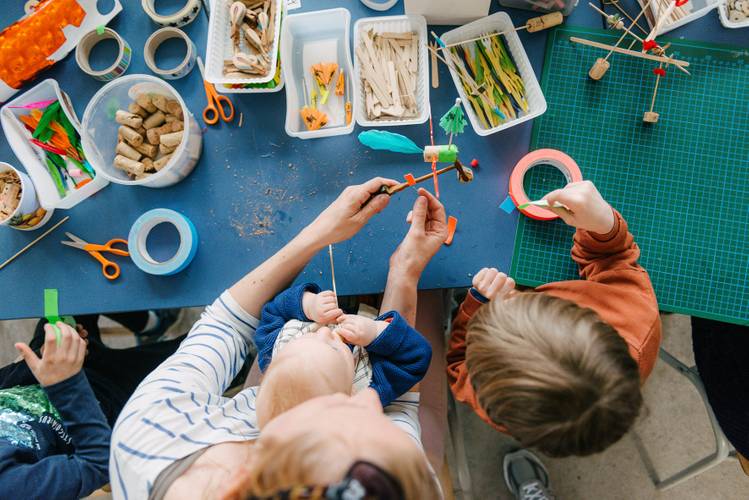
left=254, top=283, right=432, bottom=426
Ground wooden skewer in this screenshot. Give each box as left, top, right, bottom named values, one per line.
left=570, top=37, right=690, bottom=68
left=0, top=216, right=70, bottom=271
left=588, top=3, right=690, bottom=75
left=437, top=12, right=563, bottom=49
left=604, top=0, right=650, bottom=35
left=387, top=161, right=472, bottom=195
left=328, top=244, right=338, bottom=300
left=602, top=0, right=652, bottom=62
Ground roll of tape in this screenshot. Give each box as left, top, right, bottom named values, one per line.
left=75, top=28, right=132, bottom=81
left=144, top=27, right=197, bottom=80
left=128, top=208, right=198, bottom=275
left=142, top=0, right=201, bottom=27
left=508, top=149, right=583, bottom=221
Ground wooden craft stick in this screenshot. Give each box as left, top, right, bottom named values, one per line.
left=388, top=161, right=472, bottom=195
left=0, top=216, right=69, bottom=271
left=569, top=37, right=690, bottom=67
left=430, top=42, right=439, bottom=88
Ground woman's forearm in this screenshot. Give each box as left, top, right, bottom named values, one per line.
left=229, top=228, right=325, bottom=318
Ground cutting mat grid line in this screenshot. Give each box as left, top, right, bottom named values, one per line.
left=510, top=26, right=749, bottom=326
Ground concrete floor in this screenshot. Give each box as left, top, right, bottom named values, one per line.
left=0, top=312, right=746, bottom=499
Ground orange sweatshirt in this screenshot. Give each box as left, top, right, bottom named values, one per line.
left=446, top=210, right=662, bottom=433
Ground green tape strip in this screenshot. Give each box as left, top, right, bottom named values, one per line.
left=44, top=289, right=62, bottom=344
left=96, top=25, right=105, bottom=35
left=437, top=144, right=459, bottom=163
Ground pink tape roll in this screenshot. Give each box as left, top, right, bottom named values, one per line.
left=508, top=149, right=583, bottom=221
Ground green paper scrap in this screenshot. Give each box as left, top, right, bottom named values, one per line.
left=96, top=25, right=105, bottom=35
left=32, top=101, right=61, bottom=140
left=44, top=289, right=62, bottom=345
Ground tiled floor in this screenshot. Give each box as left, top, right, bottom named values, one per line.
left=0, top=312, right=745, bottom=499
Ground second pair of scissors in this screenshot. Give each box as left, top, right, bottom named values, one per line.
left=197, top=56, right=235, bottom=125
left=61, top=232, right=130, bottom=280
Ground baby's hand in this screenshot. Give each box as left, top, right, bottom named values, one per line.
left=336, top=315, right=387, bottom=347
left=472, top=268, right=515, bottom=301
left=302, top=291, right=343, bottom=324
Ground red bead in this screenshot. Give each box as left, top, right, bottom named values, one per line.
left=470, top=158, right=479, bottom=168
left=653, top=68, right=666, bottom=77
left=675, top=0, right=688, bottom=6
left=642, top=40, right=658, bottom=51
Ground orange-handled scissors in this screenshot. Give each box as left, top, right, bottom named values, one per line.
left=61, top=232, right=130, bottom=280
left=197, top=57, right=235, bottom=125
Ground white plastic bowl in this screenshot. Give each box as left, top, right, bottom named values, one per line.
left=81, top=75, right=202, bottom=187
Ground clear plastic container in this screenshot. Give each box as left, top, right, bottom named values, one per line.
left=440, top=12, right=547, bottom=137
left=205, top=0, right=284, bottom=92
left=0, top=79, right=109, bottom=210
left=80, top=75, right=202, bottom=187
left=353, top=14, right=430, bottom=127
left=498, top=0, right=578, bottom=16
left=281, top=8, right=356, bottom=139
left=0, top=161, right=53, bottom=231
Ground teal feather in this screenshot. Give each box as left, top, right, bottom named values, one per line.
left=357, top=130, right=423, bottom=155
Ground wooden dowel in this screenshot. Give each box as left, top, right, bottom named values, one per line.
left=650, top=63, right=663, bottom=112
left=603, top=0, right=652, bottom=61
left=570, top=37, right=690, bottom=67
left=437, top=12, right=562, bottom=49
left=388, top=161, right=468, bottom=195
left=606, top=0, right=650, bottom=35
left=0, top=216, right=70, bottom=271
left=328, top=244, right=338, bottom=300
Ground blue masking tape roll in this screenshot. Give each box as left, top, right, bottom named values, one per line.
left=128, top=209, right=198, bottom=275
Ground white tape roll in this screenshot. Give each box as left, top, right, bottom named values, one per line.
left=128, top=208, right=198, bottom=275
left=75, top=28, right=132, bottom=81
left=144, top=28, right=197, bottom=80
left=142, top=0, right=202, bottom=27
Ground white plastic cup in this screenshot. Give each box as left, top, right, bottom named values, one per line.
left=0, top=162, right=53, bottom=231
left=81, top=75, right=203, bottom=187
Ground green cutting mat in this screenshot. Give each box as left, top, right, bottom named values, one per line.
left=510, top=26, right=749, bottom=326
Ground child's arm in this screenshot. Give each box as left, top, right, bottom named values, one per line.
left=446, top=269, right=514, bottom=417
left=255, top=284, right=344, bottom=371
left=338, top=313, right=432, bottom=406
left=543, top=181, right=642, bottom=277
left=4, top=324, right=111, bottom=499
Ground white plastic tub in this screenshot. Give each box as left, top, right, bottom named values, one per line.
left=0, top=162, right=53, bottom=231
left=353, top=14, right=430, bottom=127
left=718, top=0, right=749, bottom=28
left=80, top=75, right=202, bottom=187
left=205, top=0, right=284, bottom=91
left=0, top=79, right=109, bottom=210
left=638, top=0, right=746, bottom=34
left=282, top=8, right=356, bottom=139
left=440, top=12, right=547, bottom=137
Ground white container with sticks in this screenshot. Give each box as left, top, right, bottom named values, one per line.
left=353, top=14, right=430, bottom=127
left=439, top=12, right=547, bottom=137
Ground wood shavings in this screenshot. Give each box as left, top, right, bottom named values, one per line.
left=357, top=28, right=419, bottom=121
left=225, top=0, right=275, bottom=77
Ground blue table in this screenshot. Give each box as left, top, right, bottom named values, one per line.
left=0, top=0, right=743, bottom=319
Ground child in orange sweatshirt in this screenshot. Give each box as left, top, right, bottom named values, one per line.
left=447, top=181, right=661, bottom=498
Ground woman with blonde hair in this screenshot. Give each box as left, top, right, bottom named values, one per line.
left=109, top=179, right=446, bottom=500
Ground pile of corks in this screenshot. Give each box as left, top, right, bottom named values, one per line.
left=115, top=93, right=185, bottom=180
left=0, top=170, right=21, bottom=222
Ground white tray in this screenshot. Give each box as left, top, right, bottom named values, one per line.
left=281, top=8, right=356, bottom=139
left=353, top=14, right=429, bottom=127
left=205, top=0, right=284, bottom=90
left=440, top=12, right=547, bottom=137
left=0, top=79, right=108, bottom=210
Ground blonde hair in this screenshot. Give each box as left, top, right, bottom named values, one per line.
left=466, top=291, right=642, bottom=457
left=221, top=429, right=440, bottom=500
left=256, top=355, right=352, bottom=427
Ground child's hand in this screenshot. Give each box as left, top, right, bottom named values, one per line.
left=336, top=315, right=386, bottom=347
left=302, top=291, right=344, bottom=324
left=543, top=181, right=615, bottom=234
left=472, top=268, right=515, bottom=301
left=14, top=323, right=86, bottom=387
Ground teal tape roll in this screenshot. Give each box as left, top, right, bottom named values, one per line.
left=128, top=209, right=198, bottom=275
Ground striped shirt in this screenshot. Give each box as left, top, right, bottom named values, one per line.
left=109, top=291, right=422, bottom=500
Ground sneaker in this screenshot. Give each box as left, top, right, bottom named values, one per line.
left=136, top=309, right=181, bottom=344
left=503, top=449, right=555, bottom=500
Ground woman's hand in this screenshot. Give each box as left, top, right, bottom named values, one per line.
left=544, top=181, right=615, bottom=234
left=389, top=188, right=448, bottom=279
left=303, top=177, right=398, bottom=247
left=15, top=323, right=86, bottom=387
